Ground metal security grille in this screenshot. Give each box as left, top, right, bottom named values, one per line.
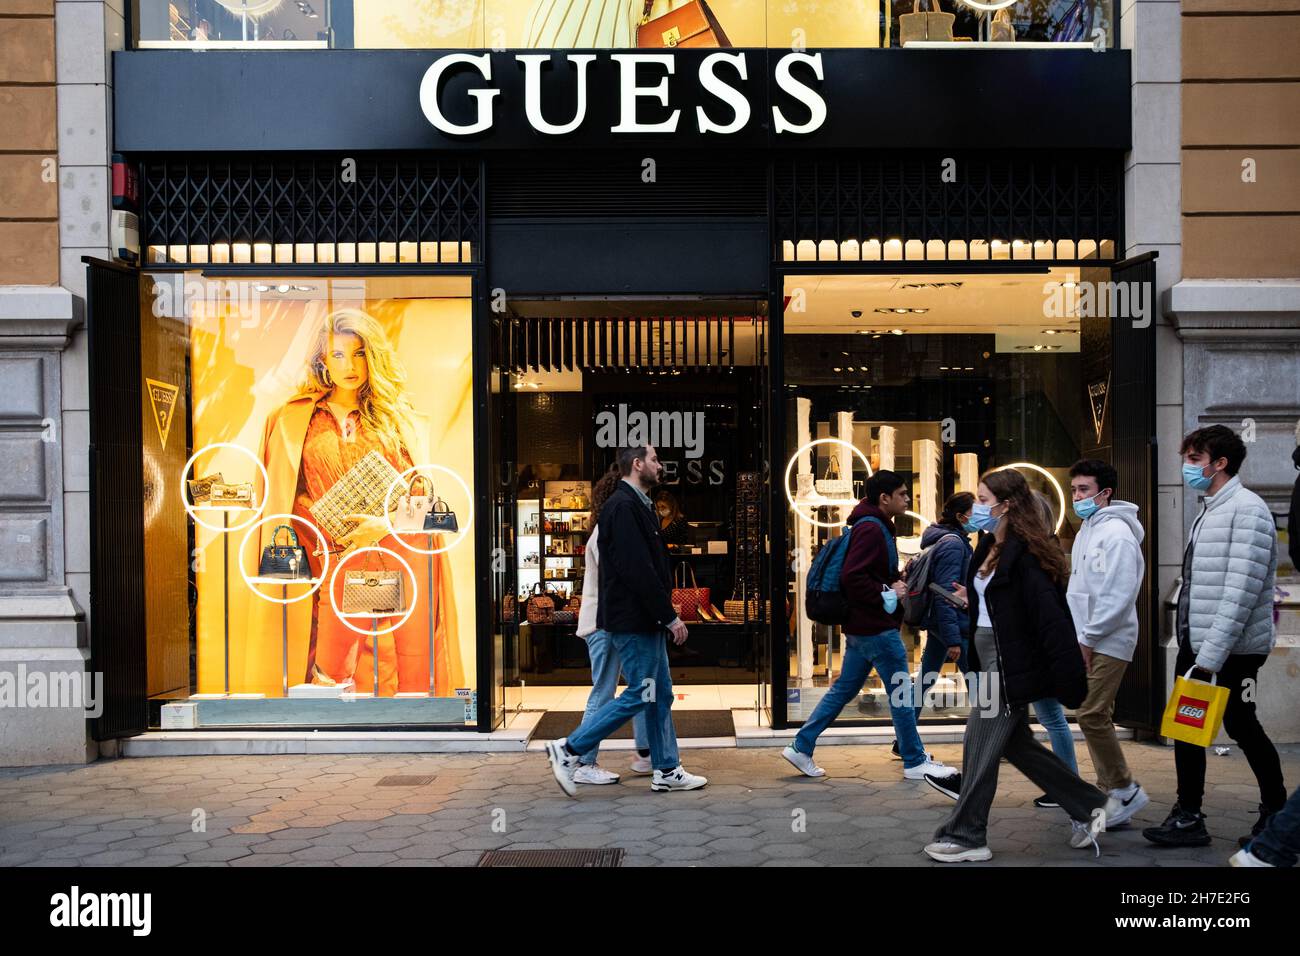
left=136, top=154, right=483, bottom=265
left=478, top=849, right=624, bottom=868
left=487, top=151, right=767, bottom=219
left=773, top=151, right=1122, bottom=263
left=495, top=315, right=765, bottom=373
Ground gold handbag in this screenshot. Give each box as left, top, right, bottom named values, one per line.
left=187, top=472, right=223, bottom=504
left=208, top=481, right=254, bottom=506
left=723, top=585, right=770, bottom=623
left=309, top=450, right=403, bottom=542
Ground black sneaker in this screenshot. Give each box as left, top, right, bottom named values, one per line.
left=925, top=771, right=961, bottom=801
left=1142, top=804, right=1211, bottom=847
left=1033, top=795, right=1060, bottom=809
left=890, top=740, right=934, bottom=762
left=1238, top=803, right=1276, bottom=849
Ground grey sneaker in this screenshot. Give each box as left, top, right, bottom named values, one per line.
left=924, top=841, right=993, bottom=863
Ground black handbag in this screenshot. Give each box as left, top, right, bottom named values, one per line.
left=423, top=496, right=460, bottom=533
left=258, top=524, right=312, bottom=579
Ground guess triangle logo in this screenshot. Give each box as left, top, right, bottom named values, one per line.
left=1088, top=376, right=1110, bottom=445
left=145, top=378, right=179, bottom=449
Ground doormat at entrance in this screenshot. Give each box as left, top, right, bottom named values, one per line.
left=531, top=710, right=735, bottom=741
left=478, top=849, right=624, bottom=868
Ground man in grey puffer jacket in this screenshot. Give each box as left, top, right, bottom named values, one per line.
left=1144, top=425, right=1287, bottom=849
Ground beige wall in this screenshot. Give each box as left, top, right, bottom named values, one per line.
left=1181, top=1, right=1300, bottom=277
left=0, top=1, right=59, bottom=284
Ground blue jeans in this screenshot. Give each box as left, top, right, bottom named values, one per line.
left=567, top=631, right=680, bottom=772
left=1250, top=784, right=1300, bottom=867
left=793, top=629, right=927, bottom=768
left=577, top=629, right=649, bottom=766
left=1031, top=697, right=1078, bottom=774
left=914, top=633, right=969, bottom=726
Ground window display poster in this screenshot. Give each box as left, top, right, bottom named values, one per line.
left=186, top=292, right=476, bottom=699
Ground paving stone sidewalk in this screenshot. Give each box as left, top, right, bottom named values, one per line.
left=1, top=741, right=1295, bottom=867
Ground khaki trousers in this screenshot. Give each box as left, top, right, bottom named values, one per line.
left=1075, top=651, right=1132, bottom=792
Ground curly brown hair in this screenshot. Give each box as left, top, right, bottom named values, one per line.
left=588, top=465, right=622, bottom=543
left=977, top=468, right=1070, bottom=587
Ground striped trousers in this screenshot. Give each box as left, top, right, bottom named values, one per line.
left=935, top=699, right=1108, bottom=849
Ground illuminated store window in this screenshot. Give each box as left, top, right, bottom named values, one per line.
left=782, top=267, right=1109, bottom=725
left=140, top=273, right=479, bottom=727
left=132, top=0, right=1115, bottom=50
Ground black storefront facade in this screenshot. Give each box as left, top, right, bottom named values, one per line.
left=90, top=45, right=1161, bottom=743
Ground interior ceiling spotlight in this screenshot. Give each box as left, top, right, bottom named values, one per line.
left=890, top=329, right=905, bottom=335
left=275, top=284, right=291, bottom=294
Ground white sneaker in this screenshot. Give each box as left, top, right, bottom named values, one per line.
left=629, top=755, right=653, bottom=775
left=924, top=841, right=993, bottom=863
left=544, top=738, right=580, bottom=798
left=1229, top=847, right=1274, bottom=867
left=782, top=745, right=826, bottom=778
left=1104, top=782, right=1149, bottom=827
left=573, top=764, right=620, bottom=785
left=904, top=758, right=957, bottom=781
left=651, top=766, right=708, bottom=792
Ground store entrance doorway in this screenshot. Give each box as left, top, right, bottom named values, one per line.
left=490, top=300, right=771, bottom=736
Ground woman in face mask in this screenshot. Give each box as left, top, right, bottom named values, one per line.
left=906, top=492, right=977, bottom=747
left=653, top=490, right=690, bottom=548
left=923, top=468, right=1121, bottom=863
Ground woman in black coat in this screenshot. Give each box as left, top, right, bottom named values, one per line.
left=923, top=467, right=1120, bottom=863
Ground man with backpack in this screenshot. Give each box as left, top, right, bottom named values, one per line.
left=903, top=493, right=977, bottom=756
left=783, top=470, right=958, bottom=781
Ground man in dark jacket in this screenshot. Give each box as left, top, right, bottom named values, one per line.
left=781, top=470, right=957, bottom=781
left=545, top=445, right=708, bottom=797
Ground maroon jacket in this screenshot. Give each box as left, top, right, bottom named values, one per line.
left=839, top=500, right=904, bottom=636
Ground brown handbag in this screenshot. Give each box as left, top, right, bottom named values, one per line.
left=525, top=582, right=556, bottom=624
left=637, top=0, right=731, bottom=48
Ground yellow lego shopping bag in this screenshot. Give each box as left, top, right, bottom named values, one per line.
left=1160, top=669, right=1230, bottom=747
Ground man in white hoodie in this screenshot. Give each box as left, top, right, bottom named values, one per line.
left=1066, top=459, right=1150, bottom=825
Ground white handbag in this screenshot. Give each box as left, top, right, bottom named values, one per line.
left=392, top=475, right=434, bottom=532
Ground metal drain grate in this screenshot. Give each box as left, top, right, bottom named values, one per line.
left=477, top=849, right=625, bottom=868
left=375, top=775, right=435, bottom=787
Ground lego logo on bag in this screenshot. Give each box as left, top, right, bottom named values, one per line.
left=1176, top=696, right=1209, bottom=728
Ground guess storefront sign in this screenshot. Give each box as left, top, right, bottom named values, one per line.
left=418, top=51, right=827, bottom=138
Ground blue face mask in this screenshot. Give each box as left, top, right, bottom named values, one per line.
left=968, top=502, right=1000, bottom=533
left=881, top=588, right=899, bottom=614
left=1182, top=462, right=1214, bottom=492
left=961, top=519, right=979, bottom=534
left=1073, top=494, right=1102, bottom=520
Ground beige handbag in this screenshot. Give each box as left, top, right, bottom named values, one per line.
left=900, top=0, right=954, bottom=45
left=990, top=8, right=1015, bottom=42
left=814, top=455, right=853, bottom=497
left=341, top=552, right=406, bottom=616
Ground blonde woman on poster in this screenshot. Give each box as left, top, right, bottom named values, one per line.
left=255, top=308, right=464, bottom=697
